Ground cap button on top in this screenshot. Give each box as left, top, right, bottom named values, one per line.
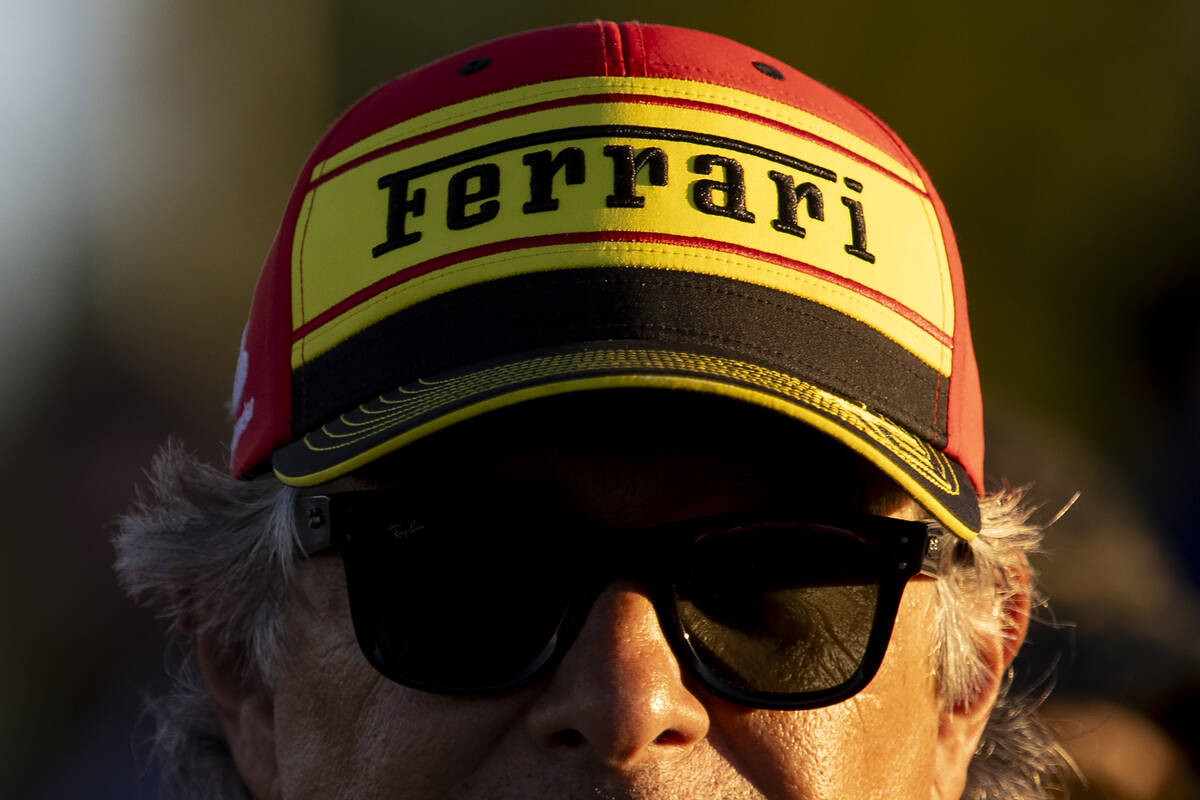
left=458, top=57, right=491, bottom=75
left=752, top=61, right=784, bottom=80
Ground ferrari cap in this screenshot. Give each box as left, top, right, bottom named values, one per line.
left=228, top=21, right=985, bottom=539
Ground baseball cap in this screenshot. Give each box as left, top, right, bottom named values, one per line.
left=228, top=21, right=985, bottom=539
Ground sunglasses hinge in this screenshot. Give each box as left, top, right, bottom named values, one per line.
left=919, top=524, right=947, bottom=575
left=296, top=495, right=333, bottom=555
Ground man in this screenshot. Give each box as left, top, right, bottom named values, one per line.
left=117, top=21, right=1062, bottom=799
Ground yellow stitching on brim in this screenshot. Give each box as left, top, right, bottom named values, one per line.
left=288, top=349, right=960, bottom=497
left=276, top=367, right=977, bottom=540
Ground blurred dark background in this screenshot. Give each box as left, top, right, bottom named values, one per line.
left=3, top=1, right=1198, bottom=798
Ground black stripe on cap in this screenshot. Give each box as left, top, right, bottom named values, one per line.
left=291, top=268, right=949, bottom=445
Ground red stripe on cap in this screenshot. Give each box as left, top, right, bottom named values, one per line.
left=291, top=231, right=953, bottom=349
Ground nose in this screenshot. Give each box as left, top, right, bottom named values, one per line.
left=525, top=581, right=710, bottom=768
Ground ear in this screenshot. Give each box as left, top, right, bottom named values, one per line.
left=194, top=632, right=281, bottom=800
left=931, top=562, right=1032, bottom=800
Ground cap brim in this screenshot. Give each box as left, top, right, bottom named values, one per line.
left=273, top=343, right=980, bottom=539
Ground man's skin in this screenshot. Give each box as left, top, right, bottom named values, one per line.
left=195, top=396, right=1026, bottom=800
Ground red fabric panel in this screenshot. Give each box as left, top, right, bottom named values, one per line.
left=230, top=224, right=295, bottom=478
left=309, top=22, right=912, bottom=173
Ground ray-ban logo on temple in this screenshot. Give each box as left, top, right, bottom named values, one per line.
left=387, top=519, right=425, bottom=541
left=371, top=126, right=877, bottom=265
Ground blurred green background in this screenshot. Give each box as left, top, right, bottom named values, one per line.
left=3, top=1, right=1198, bottom=797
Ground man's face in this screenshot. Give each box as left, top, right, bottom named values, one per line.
left=234, top=400, right=985, bottom=800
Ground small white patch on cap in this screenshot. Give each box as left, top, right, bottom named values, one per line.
left=232, top=324, right=250, bottom=414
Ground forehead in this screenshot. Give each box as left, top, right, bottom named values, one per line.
left=350, top=391, right=914, bottom=520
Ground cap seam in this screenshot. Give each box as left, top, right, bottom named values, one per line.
left=631, top=22, right=647, bottom=77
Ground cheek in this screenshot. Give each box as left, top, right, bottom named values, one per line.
left=269, top=556, right=529, bottom=800
left=708, top=581, right=942, bottom=800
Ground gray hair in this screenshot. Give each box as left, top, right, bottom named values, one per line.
left=115, top=439, right=1069, bottom=800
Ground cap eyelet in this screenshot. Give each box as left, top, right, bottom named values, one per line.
left=458, top=57, right=491, bottom=76
left=752, top=61, right=784, bottom=80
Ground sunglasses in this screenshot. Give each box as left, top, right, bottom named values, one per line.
left=295, top=490, right=949, bottom=710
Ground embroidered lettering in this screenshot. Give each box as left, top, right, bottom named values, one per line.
left=768, top=171, right=824, bottom=238
left=373, top=173, right=426, bottom=256
left=604, top=145, right=668, bottom=208
left=447, top=163, right=501, bottom=230
left=841, top=195, right=876, bottom=263
left=692, top=154, right=755, bottom=223
left=523, top=147, right=586, bottom=214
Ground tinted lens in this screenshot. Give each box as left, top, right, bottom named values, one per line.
left=675, top=524, right=882, bottom=695
left=342, top=513, right=572, bottom=691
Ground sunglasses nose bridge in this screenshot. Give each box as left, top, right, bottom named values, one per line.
left=542, top=532, right=686, bottom=675
left=568, top=525, right=679, bottom=590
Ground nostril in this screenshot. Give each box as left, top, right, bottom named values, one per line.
left=654, top=729, right=689, bottom=746
left=547, top=728, right=586, bottom=748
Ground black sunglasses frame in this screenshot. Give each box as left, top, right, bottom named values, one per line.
left=295, top=490, right=949, bottom=710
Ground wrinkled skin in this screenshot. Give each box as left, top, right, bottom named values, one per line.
left=197, top=399, right=1019, bottom=800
